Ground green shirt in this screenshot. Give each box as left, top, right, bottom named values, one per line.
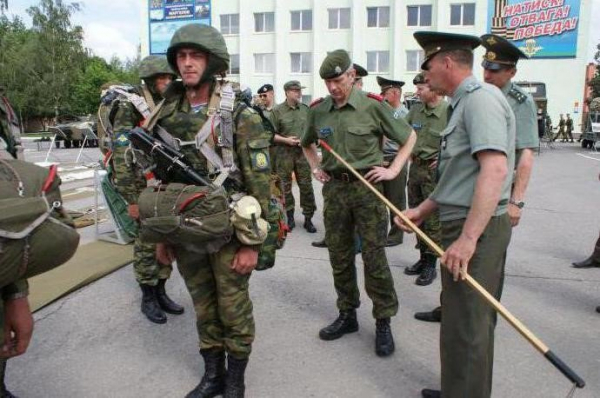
left=405, top=100, right=449, bottom=161
left=269, top=101, right=309, bottom=140
left=501, top=81, right=539, bottom=151
left=430, top=76, right=516, bottom=221
left=301, top=88, right=412, bottom=171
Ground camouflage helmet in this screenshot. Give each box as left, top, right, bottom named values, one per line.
left=166, top=23, right=230, bottom=79
left=139, top=55, right=176, bottom=80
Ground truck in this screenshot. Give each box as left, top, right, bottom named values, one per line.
left=581, top=98, right=600, bottom=149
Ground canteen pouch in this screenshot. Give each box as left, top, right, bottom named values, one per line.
left=256, top=173, right=288, bottom=271
left=138, top=183, right=233, bottom=253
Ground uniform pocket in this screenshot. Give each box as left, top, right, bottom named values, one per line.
left=247, top=138, right=271, bottom=172
left=346, top=126, right=378, bottom=155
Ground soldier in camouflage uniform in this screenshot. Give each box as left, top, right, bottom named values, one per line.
left=149, top=24, right=271, bottom=398
left=107, top=55, right=184, bottom=325
left=302, top=50, right=416, bottom=357
left=270, top=80, right=316, bottom=232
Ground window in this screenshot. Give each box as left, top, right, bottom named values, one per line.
left=367, top=7, right=390, bottom=28
left=220, top=14, right=239, bottom=35
left=254, top=53, right=275, bottom=74
left=406, top=50, right=425, bottom=72
left=366, top=51, right=390, bottom=73
left=450, top=3, right=475, bottom=26
left=407, top=5, right=432, bottom=27
left=291, top=52, right=312, bottom=73
left=328, top=8, right=351, bottom=29
left=291, top=10, right=312, bottom=31
left=254, top=12, right=275, bottom=33
left=228, top=54, right=240, bottom=75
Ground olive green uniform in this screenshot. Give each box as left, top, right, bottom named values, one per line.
left=270, top=101, right=316, bottom=216
left=406, top=100, right=448, bottom=255
left=301, top=88, right=412, bottom=319
left=431, top=76, right=515, bottom=398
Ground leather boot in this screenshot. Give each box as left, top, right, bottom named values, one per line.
left=415, top=254, right=437, bottom=286
left=303, top=217, right=317, bottom=233
left=223, top=356, right=248, bottom=398
left=140, top=284, right=167, bottom=324
left=311, top=238, right=327, bottom=248
left=286, top=210, right=295, bottom=230
left=596, top=306, right=600, bottom=314
left=186, top=349, right=226, bottom=398
left=375, top=318, right=395, bottom=357
left=405, top=248, right=426, bottom=275
left=319, top=310, right=359, bottom=341
left=0, top=360, right=16, bottom=398
left=414, top=306, right=441, bottom=323
left=421, top=388, right=441, bottom=398
left=572, top=252, right=600, bottom=268
left=156, top=279, right=184, bottom=315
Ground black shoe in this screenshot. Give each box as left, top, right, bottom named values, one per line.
left=303, top=217, right=317, bottom=233
left=311, top=238, right=327, bottom=248
left=186, top=349, right=226, bottom=398
left=140, top=284, right=167, bottom=324
left=572, top=256, right=600, bottom=268
left=319, top=310, right=359, bottom=341
left=223, top=356, right=248, bottom=398
left=414, top=306, right=441, bottom=323
left=0, top=360, right=16, bottom=398
left=405, top=259, right=424, bottom=275
left=421, top=388, right=441, bottom=398
left=286, top=210, right=295, bottom=230
left=156, top=279, right=184, bottom=315
left=375, top=318, right=395, bottom=357
left=596, top=306, right=600, bottom=314
left=416, top=267, right=437, bottom=286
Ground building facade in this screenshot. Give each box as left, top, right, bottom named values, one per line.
left=142, top=0, right=593, bottom=131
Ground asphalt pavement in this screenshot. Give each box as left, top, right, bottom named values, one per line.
left=6, top=141, right=600, bottom=398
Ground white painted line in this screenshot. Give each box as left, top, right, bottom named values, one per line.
left=576, top=153, right=600, bottom=162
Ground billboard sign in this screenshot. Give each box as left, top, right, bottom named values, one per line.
left=149, top=0, right=211, bottom=55
left=487, top=0, right=581, bottom=58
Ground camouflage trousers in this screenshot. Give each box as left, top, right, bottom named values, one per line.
left=275, top=146, right=316, bottom=216
left=407, top=161, right=441, bottom=255
left=175, top=240, right=254, bottom=359
left=323, top=179, right=398, bottom=319
left=134, top=236, right=172, bottom=286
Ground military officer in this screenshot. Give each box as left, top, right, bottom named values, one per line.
left=404, top=73, right=447, bottom=286
left=256, top=84, right=275, bottom=118
left=555, top=114, right=566, bottom=141
left=270, top=80, right=317, bottom=232
left=108, top=55, right=184, bottom=325
left=353, top=63, right=368, bottom=90
left=377, top=76, right=409, bottom=247
left=151, top=24, right=271, bottom=398
left=565, top=113, right=574, bottom=142
left=302, top=49, right=416, bottom=357
left=396, top=32, right=515, bottom=398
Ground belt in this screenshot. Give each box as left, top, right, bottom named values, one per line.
left=328, top=169, right=370, bottom=182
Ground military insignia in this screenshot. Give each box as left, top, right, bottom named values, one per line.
left=114, top=132, right=130, bottom=147
left=465, top=82, right=481, bottom=93
left=318, top=127, right=333, bottom=138
left=486, top=51, right=496, bottom=61
left=252, top=151, right=269, bottom=171
left=441, top=136, right=448, bottom=150
left=412, top=123, right=422, bottom=131
left=486, top=37, right=497, bottom=45
left=335, top=66, right=342, bottom=74
left=393, top=111, right=400, bottom=119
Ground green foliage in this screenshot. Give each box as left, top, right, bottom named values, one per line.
left=590, top=43, right=600, bottom=100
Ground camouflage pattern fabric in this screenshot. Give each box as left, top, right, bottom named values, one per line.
left=138, top=55, right=174, bottom=80
left=275, top=146, right=316, bottom=215
left=408, top=162, right=441, bottom=254
left=323, top=180, right=398, bottom=319
left=134, top=238, right=172, bottom=285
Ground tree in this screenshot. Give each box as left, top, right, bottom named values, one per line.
left=589, top=43, right=600, bottom=100
left=0, top=1, right=8, bottom=13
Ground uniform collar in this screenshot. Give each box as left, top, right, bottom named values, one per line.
left=283, top=100, right=300, bottom=110
left=329, top=87, right=360, bottom=110
left=422, top=100, right=445, bottom=118
left=449, top=74, right=477, bottom=109
left=500, top=80, right=513, bottom=96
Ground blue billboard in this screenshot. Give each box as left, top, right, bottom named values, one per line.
left=487, top=0, right=581, bottom=58
left=149, top=0, right=211, bottom=54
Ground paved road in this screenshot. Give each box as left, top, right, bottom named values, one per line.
left=7, top=143, right=600, bottom=397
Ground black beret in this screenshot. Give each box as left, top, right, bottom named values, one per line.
left=257, top=84, right=273, bottom=94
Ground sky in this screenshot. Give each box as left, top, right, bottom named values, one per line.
left=6, top=0, right=600, bottom=62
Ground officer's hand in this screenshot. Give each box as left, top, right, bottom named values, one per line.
left=2, top=297, right=33, bottom=358
left=156, top=243, right=175, bottom=265
left=287, top=136, right=301, bottom=146
left=232, top=246, right=258, bottom=274
left=128, top=204, right=140, bottom=220
left=508, top=205, right=521, bottom=227
left=394, top=209, right=423, bottom=233
left=428, top=160, right=438, bottom=170
left=364, top=166, right=396, bottom=183
left=312, top=167, right=330, bottom=184
left=441, top=235, right=477, bottom=282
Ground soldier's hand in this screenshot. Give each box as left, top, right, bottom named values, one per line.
left=441, top=235, right=477, bottom=282
left=428, top=160, right=438, bottom=170
left=394, top=209, right=423, bottom=233
left=2, top=297, right=33, bottom=358
left=156, top=243, right=175, bottom=265
left=364, top=166, right=396, bottom=183
left=312, top=167, right=330, bottom=183
left=128, top=204, right=140, bottom=220
left=231, top=246, right=258, bottom=274
left=287, top=136, right=301, bottom=146
left=508, top=204, right=521, bottom=227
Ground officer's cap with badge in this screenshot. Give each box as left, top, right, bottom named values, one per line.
left=257, top=84, right=273, bottom=94
left=377, top=76, right=405, bottom=94
left=319, top=49, right=352, bottom=79
left=480, top=34, right=528, bottom=71
left=413, top=31, right=481, bottom=70
left=283, top=80, right=305, bottom=91
left=353, top=63, right=368, bottom=78
left=413, top=72, right=426, bottom=85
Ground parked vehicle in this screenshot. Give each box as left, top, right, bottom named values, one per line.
left=48, top=114, right=98, bottom=148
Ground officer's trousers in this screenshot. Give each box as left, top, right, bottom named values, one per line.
left=275, top=146, right=316, bottom=216
left=382, top=164, right=407, bottom=243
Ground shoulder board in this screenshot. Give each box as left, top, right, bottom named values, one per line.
left=310, top=97, right=325, bottom=108
left=465, top=82, right=482, bottom=93
left=508, top=86, right=527, bottom=104
left=367, top=92, right=384, bottom=102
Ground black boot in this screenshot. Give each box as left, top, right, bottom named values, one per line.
left=156, top=279, right=184, bottom=315
left=311, top=238, right=327, bottom=248
left=303, top=217, right=317, bottom=233
left=416, top=255, right=437, bottom=286
left=319, top=310, right=359, bottom=341
left=405, top=249, right=426, bottom=275
left=223, top=356, right=248, bottom=398
left=375, top=318, right=395, bottom=357
left=421, top=388, right=441, bottom=398
left=596, top=306, right=600, bottom=314
left=140, top=284, right=167, bottom=324
left=414, top=306, right=441, bottom=323
left=286, top=210, right=295, bottom=230
left=0, top=360, right=16, bottom=398
left=572, top=255, right=600, bottom=268
left=186, top=349, right=226, bottom=398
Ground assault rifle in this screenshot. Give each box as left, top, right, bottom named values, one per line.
left=128, top=127, right=213, bottom=187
